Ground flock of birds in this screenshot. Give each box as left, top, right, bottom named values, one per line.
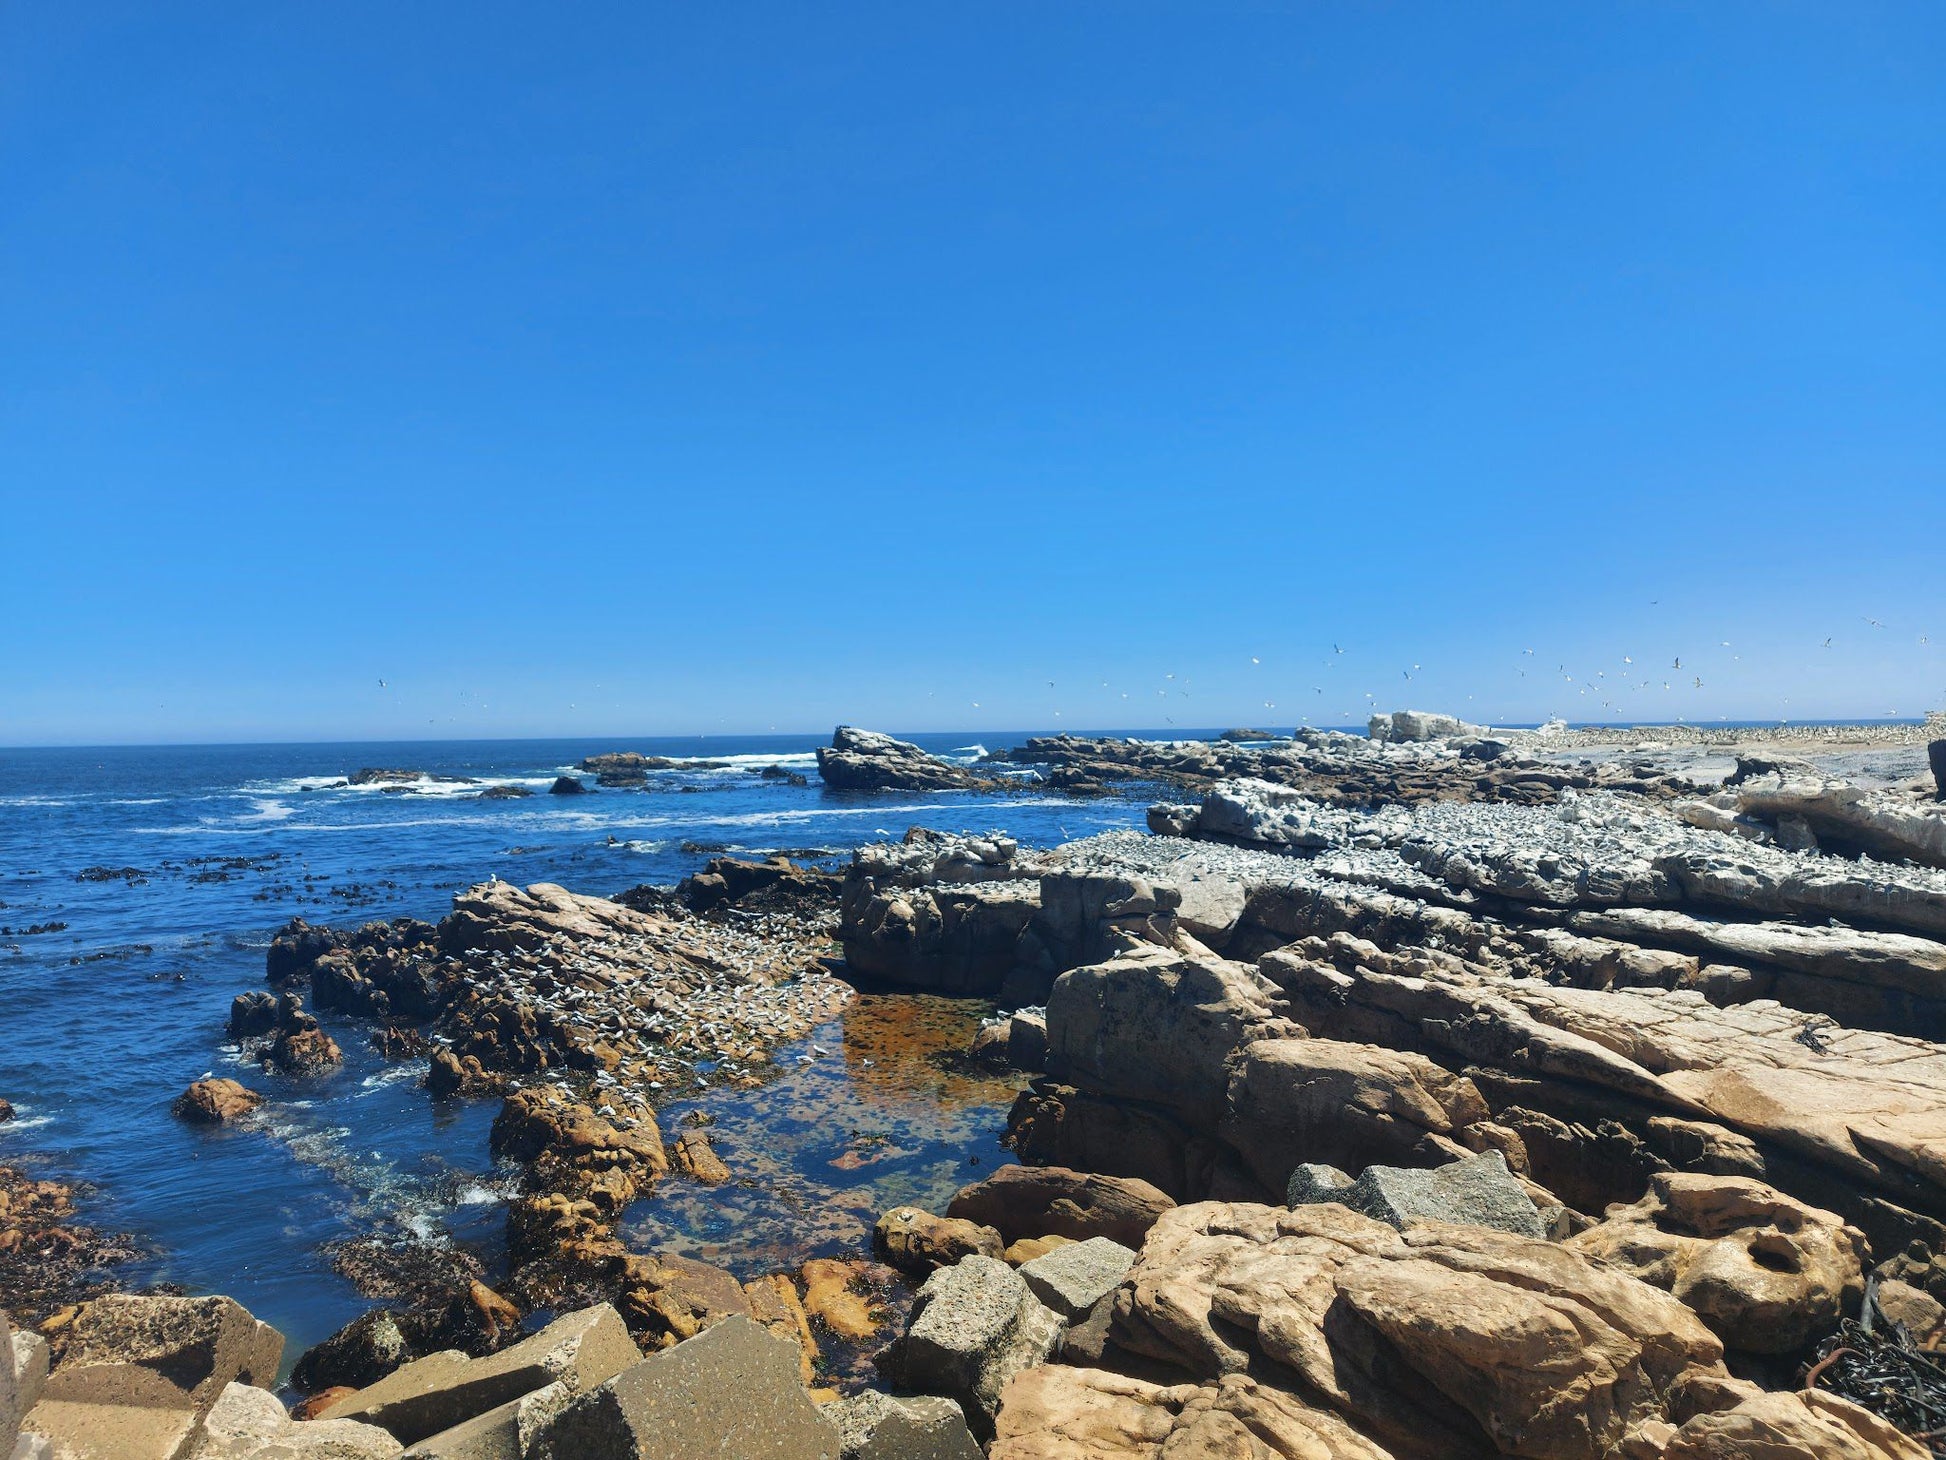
left=361, top=615, right=1939, bottom=731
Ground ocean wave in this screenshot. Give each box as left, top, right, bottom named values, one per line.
left=0, top=1114, right=53, bottom=1133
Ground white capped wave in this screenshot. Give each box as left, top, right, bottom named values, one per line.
left=0, top=1114, right=53, bottom=1133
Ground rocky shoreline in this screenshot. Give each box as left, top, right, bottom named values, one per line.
left=8, top=715, right=1946, bottom=1459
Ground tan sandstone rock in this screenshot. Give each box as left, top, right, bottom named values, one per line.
left=1568, top=1173, right=1866, bottom=1354
left=1109, top=1200, right=1725, bottom=1460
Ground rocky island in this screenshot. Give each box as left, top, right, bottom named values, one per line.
left=9, top=715, right=1946, bottom=1460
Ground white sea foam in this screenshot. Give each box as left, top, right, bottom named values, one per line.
left=359, top=1065, right=426, bottom=1091
left=0, top=1114, right=53, bottom=1133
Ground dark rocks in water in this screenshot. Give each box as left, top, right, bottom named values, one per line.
left=227, top=990, right=278, bottom=1039
left=262, top=993, right=343, bottom=1075
left=426, top=1047, right=505, bottom=1099
left=759, top=764, right=809, bottom=786
left=816, top=727, right=998, bottom=793
left=677, top=855, right=840, bottom=916
left=596, top=768, right=648, bottom=787
left=348, top=768, right=478, bottom=787
left=1218, top=727, right=1277, bottom=742
left=370, top=1025, right=429, bottom=1060
left=172, top=1078, right=263, bottom=1125
left=580, top=752, right=680, bottom=774
left=0, top=1098, right=12, bottom=1123
left=266, top=916, right=341, bottom=985
left=292, top=1307, right=414, bottom=1392
left=475, top=785, right=532, bottom=800
left=547, top=776, right=589, bottom=795
left=0, top=1164, right=142, bottom=1322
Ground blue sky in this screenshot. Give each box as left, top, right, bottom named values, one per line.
left=3, top=3, right=1942, bottom=745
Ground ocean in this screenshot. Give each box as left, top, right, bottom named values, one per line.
left=0, top=732, right=1154, bottom=1360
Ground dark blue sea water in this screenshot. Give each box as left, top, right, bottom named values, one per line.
left=0, top=733, right=1153, bottom=1360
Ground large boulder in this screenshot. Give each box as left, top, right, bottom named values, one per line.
left=1369, top=711, right=1486, bottom=744
left=320, top=1304, right=639, bottom=1445
left=946, top=1166, right=1175, bottom=1249
left=25, top=1294, right=284, bottom=1460
left=172, top=1079, right=263, bottom=1125
left=873, top=1208, right=1004, bottom=1276
left=1017, top=1237, right=1136, bottom=1322
left=815, top=727, right=993, bottom=792
left=1219, top=1037, right=1489, bottom=1192
left=1109, top=1201, right=1725, bottom=1460
left=878, top=1256, right=1062, bottom=1440
left=1568, top=1173, right=1867, bottom=1354
left=826, top=1390, right=982, bottom=1460
left=438, top=882, right=666, bottom=955
left=1045, top=950, right=1292, bottom=1128
left=1286, top=1152, right=1546, bottom=1240
left=398, top=1381, right=571, bottom=1460
left=529, top=1315, right=838, bottom=1460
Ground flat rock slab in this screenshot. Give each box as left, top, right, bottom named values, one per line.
left=18, top=1399, right=201, bottom=1460
left=826, top=1391, right=981, bottom=1460
left=323, top=1304, right=638, bottom=1444
left=531, top=1315, right=839, bottom=1460
left=1017, top=1237, right=1136, bottom=1321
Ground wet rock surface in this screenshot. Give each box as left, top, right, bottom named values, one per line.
left=0, top=1167, right=141, bottom=1325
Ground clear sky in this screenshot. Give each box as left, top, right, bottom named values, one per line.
left=3, top=3, right=1942, bottom=745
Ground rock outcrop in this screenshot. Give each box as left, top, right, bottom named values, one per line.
left=816, top=727, right=999, bottom=793
left=171, top=1079, right=263, bottom=1125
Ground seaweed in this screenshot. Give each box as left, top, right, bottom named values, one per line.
left=1806, top=1278, right=1946, bottom=1456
